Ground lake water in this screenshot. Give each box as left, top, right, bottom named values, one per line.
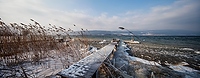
left=87, top=35, right=200, bottom=51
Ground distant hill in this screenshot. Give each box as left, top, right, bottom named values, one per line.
left=83, top=30, right=200, bottom=36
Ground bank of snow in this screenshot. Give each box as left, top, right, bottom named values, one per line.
left=119, top=41, right=200, bottom=78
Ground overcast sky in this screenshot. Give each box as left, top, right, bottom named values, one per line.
left=0, top=0, right=200, bottom=31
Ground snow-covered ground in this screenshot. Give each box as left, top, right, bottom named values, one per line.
left=169, top=64, right=200, bottom=78
left=58, top=43, right=116, bottom=77
left=1, top=40, right=199, bottom=78
left=0, top=45, right=92, bottom=78
left=0, top=50, right=67, bottom=77
left=112, top=41, right=200, bottom=78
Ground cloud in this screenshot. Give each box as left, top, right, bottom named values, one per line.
left=128, top=0, right=200, bottom=31
left=0, top=0, right=91, bottom=30
left=0, top=0, right=199, bottom=31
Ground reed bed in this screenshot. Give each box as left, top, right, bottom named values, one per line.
left=0, top=19, right=91, bottom=77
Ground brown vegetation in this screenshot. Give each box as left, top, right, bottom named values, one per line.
left=0, top=19, right=91, bottom=77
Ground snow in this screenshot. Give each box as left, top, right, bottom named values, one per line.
left=122, top=42, right=199, bottom=72
left=0, top=49, right=81, bottom=78
left=99, top=39, right=106, bottom=44
left=59, top=63, right=90, bottom=77
left=125, top=40, right=140, bottom=44
left=58, top=43, right=116, bottom=77
left=2, top=40, right=198, bottom=77
left=180, top=48, right=194, bottom=51
left=195, top=51, right=200, bottom=54
left=120, top=41, right=200, bottom=78
left=169, top=64, right=200, bottom=78
left=127, top=54, right=161, bottom=66
left=88, top=46, right=97, bottom=53
left=170, top=65, right=198, bottom=73
left=122, top=42, right=160, bottom=66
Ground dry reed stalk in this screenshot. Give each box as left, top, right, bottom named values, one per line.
left=0, top=18, right=91, bottom=77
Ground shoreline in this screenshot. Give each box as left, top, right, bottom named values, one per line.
left=75, top=37, right=200, bottom=71
left=127, top=42, right=200, bottom=71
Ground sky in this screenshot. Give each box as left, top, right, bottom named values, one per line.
left=0, top=0, right=200, bottom=32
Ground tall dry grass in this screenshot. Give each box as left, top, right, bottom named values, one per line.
left=0, top=19, right=90, bottom=77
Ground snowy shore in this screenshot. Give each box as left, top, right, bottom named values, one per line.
left=126, top=41, right=200, bottom=78
left=1, top=38, right=199, bottom=78
left=96, top=40, right=200, bottom=78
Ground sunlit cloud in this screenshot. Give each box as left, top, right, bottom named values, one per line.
left=0, top=0, right=199, bottom=31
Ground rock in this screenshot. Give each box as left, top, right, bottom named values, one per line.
left=135, top=68, right=149, bottom=78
